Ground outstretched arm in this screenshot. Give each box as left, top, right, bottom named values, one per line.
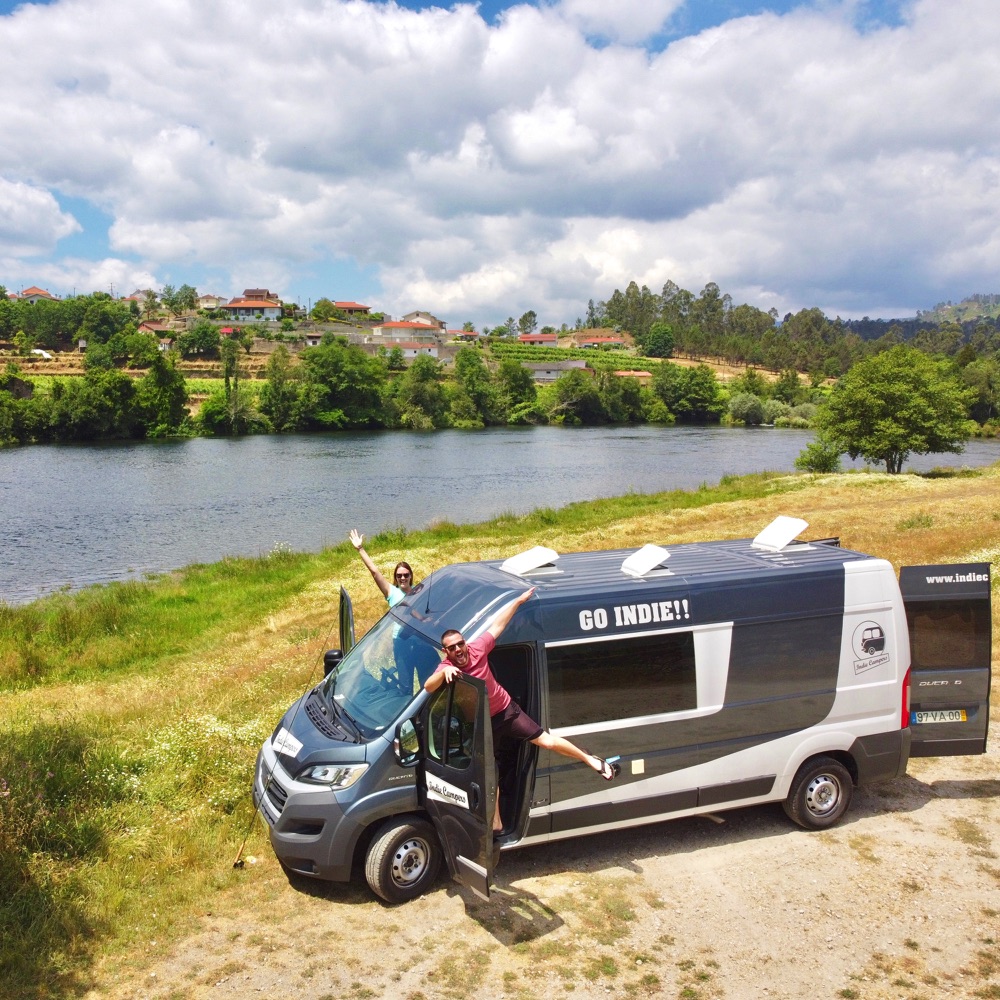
left=486, top=588, right=536, bottom=640
left=349, top=529, right=391, bottom=599
left=423, top=662, right=460, bottom=693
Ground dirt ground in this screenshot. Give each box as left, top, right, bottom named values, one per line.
left=92, top=741, right=1000, bottom=1000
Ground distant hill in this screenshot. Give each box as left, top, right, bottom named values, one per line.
left=917, top=293, right=1000, bottom=324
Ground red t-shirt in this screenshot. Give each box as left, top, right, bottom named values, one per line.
left=432, top=631, right=511, bottom=717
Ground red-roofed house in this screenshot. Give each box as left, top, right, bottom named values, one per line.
left=518, top=333, right=558, bottom=346
left=17, top=286, right=60, bottom=304
left=613, top=370, right=653, bottom=386
left=579, top=334, right=627, bottom=348
left=224, top=296, right=281, bottom=321
left=450, top=329, right=481, bottom=342
left=139, top=321, right=173, bottom=337
left=335, top=301, right=370, bottom=316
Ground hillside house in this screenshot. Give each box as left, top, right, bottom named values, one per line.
left=613, top=370, right=653, bottom=386
left=370, top=320, right=440, bottom=344
left=335, top=301, right=371, bottom=317
left=518, top=333, right=558, bottom=346
left=395, top=342, right=439, bottom=359
left=402, top=310, right=446, bottom=331
left=16, top=285, right=60, bottom=304
left=224, top=295, right=282, bottom=321
left=521, top=359, right=590, bottom=382
left=197, top=294, right=228, bottom=310
left=579, top=334, right=627, bottom=349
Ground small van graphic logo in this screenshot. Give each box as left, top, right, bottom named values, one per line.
left=852, top=621, right=890, bottom=674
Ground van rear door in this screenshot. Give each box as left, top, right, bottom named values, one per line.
left=419, top=675, right=495, bottom=900
left=900, top=563, right=992, bottom=757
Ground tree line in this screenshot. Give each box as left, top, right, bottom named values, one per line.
left=587, top=280, right=1000, bottom=378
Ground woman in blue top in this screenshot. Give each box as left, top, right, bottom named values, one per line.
left=349, top=528, right=415, bottom=607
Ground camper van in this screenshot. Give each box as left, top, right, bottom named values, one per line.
left=253, top=518, right=992, bottom=902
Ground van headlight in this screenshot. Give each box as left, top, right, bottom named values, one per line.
left=297, top=763, right=369, bottom=789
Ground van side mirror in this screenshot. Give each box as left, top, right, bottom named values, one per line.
left=395, top=719, right=420, bottom=766
left=323, top=649, right=343, bottom=677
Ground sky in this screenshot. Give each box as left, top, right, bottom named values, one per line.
left=0, top=0, right=996, bottom=329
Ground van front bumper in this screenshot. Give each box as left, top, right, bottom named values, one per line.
left=253, top=741, right=356, bottom=882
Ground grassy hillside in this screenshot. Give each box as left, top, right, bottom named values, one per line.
left=1, top=465, right=999, bottom=999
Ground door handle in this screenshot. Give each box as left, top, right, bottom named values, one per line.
left=469, top=783, right=481, bottom=810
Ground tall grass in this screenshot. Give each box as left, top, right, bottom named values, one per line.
left=0, top=464, right=997, bottom=999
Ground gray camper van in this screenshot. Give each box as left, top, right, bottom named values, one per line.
left=253, top=519, right=992, bottom=902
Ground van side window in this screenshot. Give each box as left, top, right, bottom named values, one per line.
left=547, top=631, right=697, bottom=727
left=427, top=681, right=477, bottom=769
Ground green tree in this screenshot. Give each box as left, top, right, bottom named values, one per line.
left=496, top=358, right=536, bottom=412
left=453, top=347, right=503, bottom=424
left=644, top=322, right=674, bottom=358
left=394, top=354, right=447, bottom=428
left=961, top=358, right=1000, bottom=424
left=794, top=436, right=842, bottom=473
left=142, top=289, right=159, bottom=320
left=258, top=345, right=300, bottom=432
left=176, top=320, right=221, bottom=358
left=0, top=286, right=16, bottom=340
left=517, top=311, right=538, bottom=336
left=124, top=332, right=160, bottom=367
left=297, top=337, right=388, bottom=429
left=728, top=392, right=765, bottom=426
left=160, top=284, right=197, bottom=316
left=652, top=363, right=726, bottom=423
left=771, top=368, right=804, bottom=405
left=137, top=352, right=189, bottom=433
left=815, top=345, right=974, bottom=474
left=311, top=298, right=339, bottom=322
left=550, top=369, right=605, bottom=425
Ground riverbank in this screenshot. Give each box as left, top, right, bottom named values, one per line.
left=2, top=467, right=999, bottom=1000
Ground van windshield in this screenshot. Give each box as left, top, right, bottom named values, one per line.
left=320, top=615, right=443, bottom=739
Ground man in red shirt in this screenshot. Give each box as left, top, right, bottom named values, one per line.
left=424, top=587, right=619, bottom=831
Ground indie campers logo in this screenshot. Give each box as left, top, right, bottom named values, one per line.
left=852, top=620, right=889, bottom=675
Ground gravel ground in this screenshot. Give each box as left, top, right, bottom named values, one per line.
left=95, top=742, right=1000, bottom=1000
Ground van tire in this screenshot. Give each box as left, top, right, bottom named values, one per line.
left=365, top=818, right=442, bottom=903
left=783, top=757, right=853, bottom=830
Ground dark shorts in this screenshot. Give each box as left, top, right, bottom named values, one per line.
left=491, top=700, right=544, bottom=744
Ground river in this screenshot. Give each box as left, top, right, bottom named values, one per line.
left=3, top=426, right=999, bottom=604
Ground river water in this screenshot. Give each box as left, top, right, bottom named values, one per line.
left=3, top=426, right=999, bottom=604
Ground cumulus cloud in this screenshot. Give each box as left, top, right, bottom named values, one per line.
left=553, top=0, right=685, bottom=43
left=0, top=0, right=998, bottom=322
left=0, top=178, right=79, bottom=257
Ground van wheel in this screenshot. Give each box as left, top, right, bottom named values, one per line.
left=365, top=819, right=441, bottom=903
left=783, top=757, right=853, bottom=830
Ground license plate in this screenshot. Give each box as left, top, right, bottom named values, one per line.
left=911, top=709, right=967, bottom=724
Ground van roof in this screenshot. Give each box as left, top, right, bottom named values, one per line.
left=393, top=534, right=876, bottom=645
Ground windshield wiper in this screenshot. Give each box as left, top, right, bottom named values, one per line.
left=331, top=696, right=364, bottom=742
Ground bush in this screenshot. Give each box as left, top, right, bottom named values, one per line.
left=795, top=438, right=842, bottom=472
left=762, top=399, right=791, bottom=424
left=728, top=392, right=765, bottom=426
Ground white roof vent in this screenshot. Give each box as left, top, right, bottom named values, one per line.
left=752, top=516, right=809, bottom=553
left=621, top=543, right=671, bottom=578
left=501, top=545, right=560, bottom=577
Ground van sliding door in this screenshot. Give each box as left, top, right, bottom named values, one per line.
left=900, top=564, right=992, bottom=757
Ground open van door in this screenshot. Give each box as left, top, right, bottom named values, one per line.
left=419, top=675, right=495, bottom=900
left=900, top=564, right=992, bottom=757
left=339, top=586, right=356, bottom=655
